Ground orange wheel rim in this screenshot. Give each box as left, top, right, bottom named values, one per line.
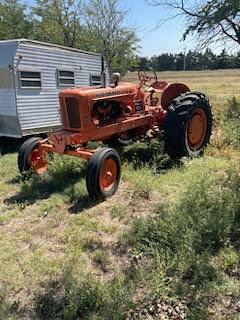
left=187, top=108, right=207, bottom=150
left=29, top=148, right=48, bottom=174
left=100, top=158, right=117, bottom=192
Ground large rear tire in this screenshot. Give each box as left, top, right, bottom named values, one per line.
left=18, top=137, right=48, bottom=174
left=86, top=147, right=121, bottom=200
left=164, top=92, right=213, bottom=159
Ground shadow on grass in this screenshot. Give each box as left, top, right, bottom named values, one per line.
left=33, top=275, right=104, bottom=320
left=5, top=173, right=83, bottom=203
left=68, top=196, right=100, bottom=214
left=120, top=141, right=182, bottom=172
left=33, top=279, right=68, bottom=320
left=4, top=161, right=99, bottom=213
left=32, top=267, right=132, bottom=320
left=5, top=141, right=180, bottom=214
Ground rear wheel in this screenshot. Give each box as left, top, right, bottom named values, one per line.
left=164, top=92, right=213, bottom=158
left=18, top=137, right=48, bottom=174
left=104, top=132, right=133, bottom=148
left=86, top=147, right=121, bottom=200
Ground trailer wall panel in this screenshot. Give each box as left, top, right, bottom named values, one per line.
left=14, top=42, right=102, bottom=134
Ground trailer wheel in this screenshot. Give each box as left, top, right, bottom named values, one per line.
left=18, top=137, right=48, bottom=174
left=86, top=147, right=121, bottom=200
left=164, top=92, right=213, bottom=159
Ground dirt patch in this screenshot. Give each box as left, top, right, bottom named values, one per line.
left=126, top=297, right=188, bottom=320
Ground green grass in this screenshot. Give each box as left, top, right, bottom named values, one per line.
left=0, top=69, right=240, bottom=319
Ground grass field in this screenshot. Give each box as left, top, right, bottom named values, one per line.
left=125, top=69, right=240, bottom=110
left=0, top=69, right=240, bottom=320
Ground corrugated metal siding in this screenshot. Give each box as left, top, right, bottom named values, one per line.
left=14, top=42, right=102, bottom=133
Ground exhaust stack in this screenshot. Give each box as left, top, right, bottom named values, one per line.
left=101, top=56, right=106, bottom=88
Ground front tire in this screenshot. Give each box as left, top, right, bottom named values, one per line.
left=18, top=137, right=48, bottom=174
left=86, top=147, right=121, bottom=200
left=164, top=92, right=213, bottom=159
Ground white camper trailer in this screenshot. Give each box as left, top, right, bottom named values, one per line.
left=0, top=39, right=104, bottom=139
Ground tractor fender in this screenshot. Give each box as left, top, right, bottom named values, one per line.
left=161, top=83, right=190, bottom=110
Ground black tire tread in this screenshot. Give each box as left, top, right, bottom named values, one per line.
left=18, top=137, right=41, bottom=173
left=86, top=147, right=121, bottom=200
left=164, top=92, right=213, bottom=159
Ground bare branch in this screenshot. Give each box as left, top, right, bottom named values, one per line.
left=146, top=0, right=240, bottom=48
left=219, top=22, right=238, bottom=43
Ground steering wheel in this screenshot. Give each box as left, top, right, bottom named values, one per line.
left=138, top=69, right=158, bottom=85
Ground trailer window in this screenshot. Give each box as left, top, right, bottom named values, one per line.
left=19, top=71, right=42, bottom=88
left=58, top=70, right=75, bottom=86
left=90, top=74, right=101, bottom=86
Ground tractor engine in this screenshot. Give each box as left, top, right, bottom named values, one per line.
left=91, top=100, right=123, bottom=126
left=59, top=82, right=145, bottom=136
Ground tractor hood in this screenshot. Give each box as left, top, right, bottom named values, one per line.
left=59, top=82, right=142, bottom=101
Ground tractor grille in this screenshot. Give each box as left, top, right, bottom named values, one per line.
left=65, top=97, right=81, bottom=129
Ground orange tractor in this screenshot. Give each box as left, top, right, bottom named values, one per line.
left=18, top=69, right=213, bottom=200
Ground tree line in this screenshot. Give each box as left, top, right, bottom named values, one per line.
left=0, top=0, right=239, bottom=75
left=137, top=49, right=240, bottom=72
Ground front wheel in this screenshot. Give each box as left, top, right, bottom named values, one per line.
left=18, top=137, right=48, bottom=174
left=164, top=92, right=213, bottom=159
left=86, top=147, right=121, bottom=200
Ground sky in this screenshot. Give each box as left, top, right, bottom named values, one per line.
left=25, top=0, right=193, bottom=57
left=125, top=0, right=193, bottom=57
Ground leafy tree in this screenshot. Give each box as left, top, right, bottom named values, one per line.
left=204, top=48, right=217, bottom=69
left=148, top=0, right=240, bottom=48
left=150, top=53, right=174, bottom=71
left=234, top=52, right=240, bottom=68
left=216, top=49, right=229, bottom=69
left=0, top=0, right=33, bottom=39
left=32, top=0, right=84, bottom=48
left=31, top=0, right=139, bottom=75
left=82, top=0, right=139, bottom=76
left=174, top=53, right=185, bottom=71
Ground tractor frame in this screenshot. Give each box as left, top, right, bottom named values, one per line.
left=18, top=70, right=213, bottom=199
